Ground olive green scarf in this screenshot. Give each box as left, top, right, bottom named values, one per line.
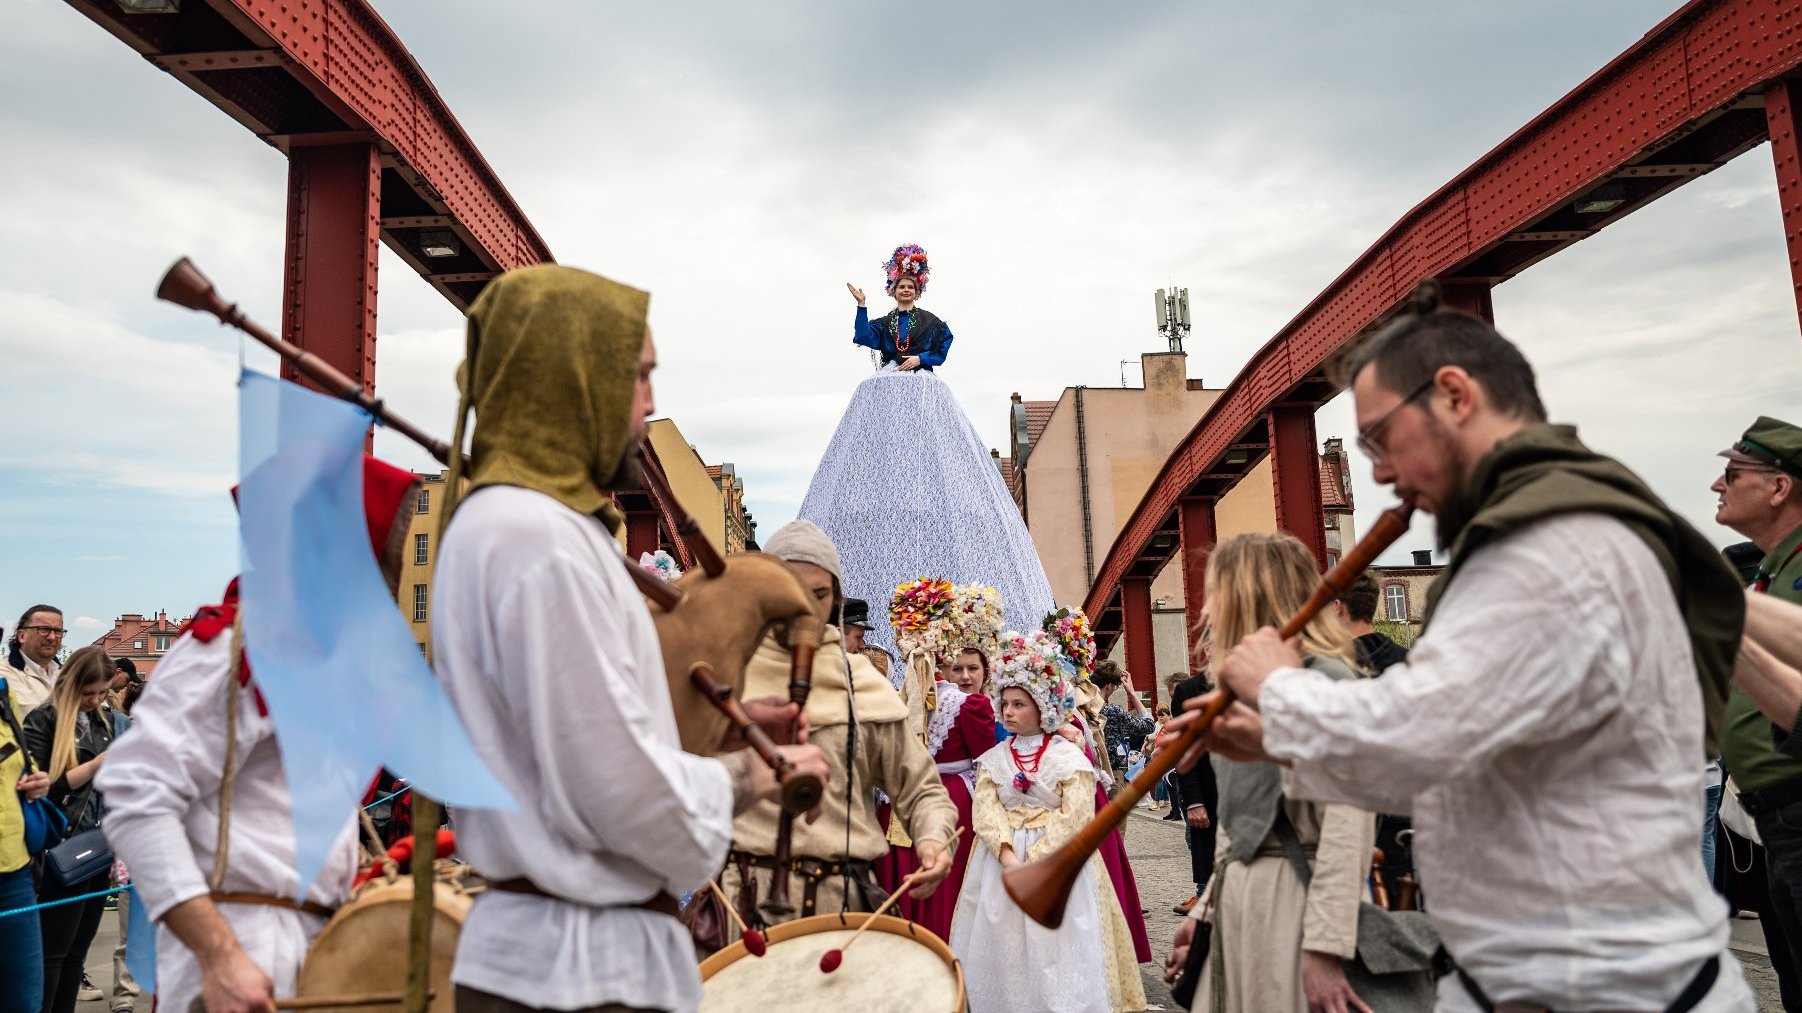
left=1424, top=424, right=1742, bottom=757
left=442, top=264, right=649, bottom=531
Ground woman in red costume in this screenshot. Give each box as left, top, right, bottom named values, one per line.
left=878, top=580, right=1002, bottom=939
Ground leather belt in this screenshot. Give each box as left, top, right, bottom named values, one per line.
left=1735, top=775, right=1802, bottom=816
left=485, top=877, right=681, bottom=920
left=210, top=891, right=335, bottom=920
left=726, top=849, right=881, bottom=919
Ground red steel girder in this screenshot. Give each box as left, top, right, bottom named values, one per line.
left=282, top=142, right=380, bottom=393
left=1769, top=76, right=1802, bottom=339
left=1176, top=496, right=1217, bottom=672
left=1086, top=0, right=1802, bottom=650
left=64, top=0, right=553, bottom=309
left=1121, top=577, right=1158, bottom=707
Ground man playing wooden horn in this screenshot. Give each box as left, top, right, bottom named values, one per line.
left=1166, top=282, right=1754, bottom=1010
left=98, top=455, right=423, bottom=1013
left=430, top=265, right=829, bottom=1013
left=723, top=520, right=957, bottom=925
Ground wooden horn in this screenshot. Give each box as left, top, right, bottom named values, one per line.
left=157, top=256, right=691, bottom=613
left=1002, top=503, right=1416, bottom=928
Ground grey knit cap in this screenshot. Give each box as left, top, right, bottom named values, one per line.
left=763, top=520, right=843, bottom=584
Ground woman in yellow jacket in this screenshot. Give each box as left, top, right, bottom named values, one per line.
left=1, top=672, right=53, bottom=1013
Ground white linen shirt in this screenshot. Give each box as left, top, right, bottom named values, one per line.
left=1260, top=514, right=1751, bottom=1011
left=433, top=486, right=735, bottom=1013
left=98, top=630, right=359, bottom=1012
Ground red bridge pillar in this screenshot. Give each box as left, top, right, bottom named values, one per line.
left=1768, top=78, right=1802, bottom=343
left=1122, top=576, right=1157, bottom=705
left=625, top=512, right=661, bottom=561
left=1177, top=496, right=1217, bottom=672
left=1269, top=407, right=1327, bottom=569
left=282, top=142, right=382, bottom=394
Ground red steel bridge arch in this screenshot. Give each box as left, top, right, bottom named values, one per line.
left=1086, top=0, right=1802, bottom=687
left=66, top=0, right=703, bottom=566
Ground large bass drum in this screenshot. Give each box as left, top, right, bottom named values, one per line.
left=294, top=874, right=473, bottom=1013
left=699, top=912, right=963, bottom=1013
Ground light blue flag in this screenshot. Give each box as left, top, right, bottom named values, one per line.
left=238, top=369, right=512, bottom=895
left=123, top=884, right=156, bottom=993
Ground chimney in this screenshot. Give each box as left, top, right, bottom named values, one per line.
left=1411, top=550, right=1432, bottom=566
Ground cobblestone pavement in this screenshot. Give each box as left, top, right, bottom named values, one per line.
left=1118, top=805, right=1786, bottom=1011
left=78, top=821, right=1786, bottom=1011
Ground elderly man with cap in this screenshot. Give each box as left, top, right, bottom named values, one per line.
left=1712, top=415, right=1802, bottom=1005
left=429, top=265, right=830, bottom=1013
left=723, top=520, right=957, bottom=926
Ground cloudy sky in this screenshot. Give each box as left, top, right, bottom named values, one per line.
left=4, top=0, right=1800, bottom=646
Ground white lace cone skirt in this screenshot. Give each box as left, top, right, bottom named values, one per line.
left=798, top=368, right=1057, bottom=660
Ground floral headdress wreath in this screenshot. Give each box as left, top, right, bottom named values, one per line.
left=991, top=629, right=1079, bottom=734
left=891, top=577, right=956, bottom=747
left=891, top=577, right=956, bottom=659
left=1042, top=605, right=1096, bottom=682
left=883, top=244, right=930, bottom=296
left=944, top=584, right=1004, bottom=665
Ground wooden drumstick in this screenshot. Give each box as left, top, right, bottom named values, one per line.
left=706, top=878, right=767, bottom=957
left=820, top=827, right=965, bottom=973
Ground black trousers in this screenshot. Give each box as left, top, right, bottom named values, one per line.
left=36, top=871, right=108, bottom=1013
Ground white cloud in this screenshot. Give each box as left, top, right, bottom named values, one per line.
left=70, top=616, right=106, bottom=632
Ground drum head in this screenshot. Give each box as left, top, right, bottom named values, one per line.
left=296, top=879, right=469, bottom=1013
left=699, top=912, right=963, bottom=1013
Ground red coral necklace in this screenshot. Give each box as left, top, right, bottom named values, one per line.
left=1010, top=734, right=1053, bottom=793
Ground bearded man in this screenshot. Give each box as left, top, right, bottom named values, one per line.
left=431, top=266, right=829, bottom=1013
left=1168, top=284, right=1752, bottom=1010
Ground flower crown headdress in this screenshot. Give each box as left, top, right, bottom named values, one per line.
left=883, top=244, right=930, bottom=296
left=1041, top=605, right=1096, bottom=681
left=891, top=577, right=956, bottom=659
left=945, top=583, right=1003, bottom=664
left=991, top=629, right=1079, bottom=734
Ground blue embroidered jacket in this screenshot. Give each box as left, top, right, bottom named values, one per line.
left=852, top=306, right=954, bottom=370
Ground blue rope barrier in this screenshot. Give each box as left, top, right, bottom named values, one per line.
left=363, top=785, right=410, bottom=811
left=0, top=785, right=407, bottom=919
left=0, top=882, right=131, bottom=919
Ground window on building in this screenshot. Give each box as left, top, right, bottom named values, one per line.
left=153, top=634, right=173, bottom=652
left=1384, top=584, right=1408, bottom=622
left=1325, top=552, right=1339, bottom=569
left=414, top=533, right=429, bottom=565
left=413, top=584, right=428, bottom=623
left=133, top=639, right=144, bottom=650
left=417, top=488, right=430, bottom=514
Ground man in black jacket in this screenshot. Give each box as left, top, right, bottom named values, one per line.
left=1168, top=671, right=1217, bottom=915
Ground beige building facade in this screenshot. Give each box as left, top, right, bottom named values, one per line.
left=1000, top=351, right=1357, bottom=695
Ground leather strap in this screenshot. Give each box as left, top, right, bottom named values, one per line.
left=210, top=891, right=335, bottom=920
left=1450, top=953, right=1719, bottom=1013
left=484, top=878, right=680, bottom=920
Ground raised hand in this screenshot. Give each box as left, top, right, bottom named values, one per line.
left=846, top=282, right=866, bottom=307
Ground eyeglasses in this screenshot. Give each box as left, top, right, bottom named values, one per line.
left=21, top=625, right=65, bottom=637
left=1723, top=464, right=1779, bottom=485
left=1356, top=377, right=1436, bottom=465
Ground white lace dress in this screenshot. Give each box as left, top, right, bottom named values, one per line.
left=951, top=735, right=1146, bottom=1013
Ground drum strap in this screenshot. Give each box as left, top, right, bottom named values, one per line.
left=210, top=891, right=335, bottom=920
left=484, top=878, right=681, bottom=920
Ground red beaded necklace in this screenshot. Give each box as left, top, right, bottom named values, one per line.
left=892, top=308, right=913, bottom=355
left=1009, top=734, right=1054, bottom=793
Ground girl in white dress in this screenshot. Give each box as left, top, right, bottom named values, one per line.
left=950, top=630, right=1146, bottom=1013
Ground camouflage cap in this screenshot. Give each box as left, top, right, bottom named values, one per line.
left=1720, top=416, right=1802, bottom=479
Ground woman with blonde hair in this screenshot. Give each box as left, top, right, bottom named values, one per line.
left=1192, top=532, right=1376, bottom=1013
left=22, top=645, right=119, bottom=1013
